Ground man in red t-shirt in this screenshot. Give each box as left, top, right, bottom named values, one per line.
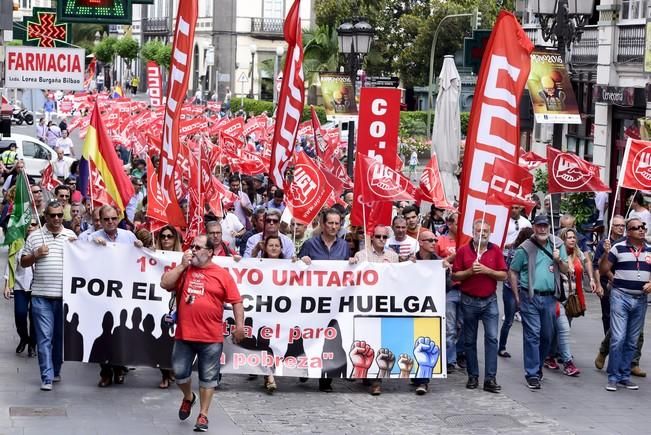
left=161, top=234, right=245, bottom=433
left=452, top=220, right=507, bottom=394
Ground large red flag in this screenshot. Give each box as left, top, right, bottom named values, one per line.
left=285, top=152, right=330, bottom=224
left=158, top=0, right=197, bottom=228
left=486, top=158, right=536, bottom=215
left=357, top=154, right=417, bottom=203
left=457, top=11, right=533, bottom=248
left=519, top=149, right=546, bottom=171
left=269, top=0, right=305, bottom=187
left=418, top=153, right=454, bottom=209
left=547, top=146, right=610, bottom=193
left=146, top=61, right=164, bottom=107
left=619, top=138, right=651, bottom=191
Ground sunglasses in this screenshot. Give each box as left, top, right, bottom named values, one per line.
left=103, top=217, right=119, bottom=222
left=160, top=233, right=174, bottom=239
left=373, top=235, right=389, bottom=240
left=420, top=238, right=436, bottom=243
left=190, top=244, right=207, bottom=251
left=58, top=195, right=70, bottom=199
left=30, top=222, right=38, bottom=227
left=628, top=225, right=647, bottom=231
left=48, top=213, right=63, bottom=218
left=31, top=189, right=42, bottom=194
left=266, top=218, right=280, bottom=224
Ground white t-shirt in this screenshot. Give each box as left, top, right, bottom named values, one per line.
left=220, top=212, right=244, bottom=248
left=56, top=137, right=74, bottom=156
left=505, top=215, right=532, bottom=247
left=386, top=235, right=418, bottom=258
left=409, top=151, right=418, bottom=166
left=595, top=192, right=608, bottom=221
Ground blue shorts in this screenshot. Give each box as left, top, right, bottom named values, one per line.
left=172, top=340, right=223, bottom=389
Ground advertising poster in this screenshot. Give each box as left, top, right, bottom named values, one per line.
left=319, top=73, right=358, bottom=117
left=526, top=50, right=581, bottom=124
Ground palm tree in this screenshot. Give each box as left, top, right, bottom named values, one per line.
left=302, top=24, right=339, bottom=87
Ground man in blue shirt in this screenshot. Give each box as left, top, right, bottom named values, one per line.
left=298, top=209, right=349, bottom=392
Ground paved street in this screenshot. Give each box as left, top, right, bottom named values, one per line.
left=1, top=288, right=650, bottom=434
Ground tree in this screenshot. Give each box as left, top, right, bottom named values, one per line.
left=303, top=25, right=339, bottom=86
left=115, top=37, right=140, bottom=71
left=141, top=40, right=172, bottom=70
left=94, top=36, right=118, bottom=63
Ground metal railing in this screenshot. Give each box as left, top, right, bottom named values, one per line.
left=142, top=17, right=169, bottom=34
left=251, top=17, right=284, bottom=34
left=571, top=25, right=598, bottom=65
left=617, top=24, right=645, bottom=64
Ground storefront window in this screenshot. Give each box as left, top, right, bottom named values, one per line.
left=622, top=0, right=648, bottom=20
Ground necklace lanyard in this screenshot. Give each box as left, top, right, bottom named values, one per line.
left=629, top=246, right=643, bottom=279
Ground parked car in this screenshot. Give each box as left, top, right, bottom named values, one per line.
left=0, top=134, right=75, bottom=179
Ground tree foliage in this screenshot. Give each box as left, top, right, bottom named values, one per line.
left=303, top=25, right=339, bottom=86
left=115, top=37, right=140, bottom=69
left=141, top=40, right=172, bottom=70
left=94, top=36, right=118, bottom=63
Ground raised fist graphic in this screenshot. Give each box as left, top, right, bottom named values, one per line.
left=414, top=336, right=440, bottom=379
left=397, top=353, right=414, bottom=379
left=375, top=348, right=395, bottom=378
left=349, top=340, right=375, bottom=379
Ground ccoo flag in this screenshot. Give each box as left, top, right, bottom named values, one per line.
left=79, top=101, right=134, bottom=211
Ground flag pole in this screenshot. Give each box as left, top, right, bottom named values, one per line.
left=624, top=189, right=637, bottom=219
left=607, top=138, right=631, bottom=240
left=549, top=193, right=556, bottom=238
left=477, top=207, right=487, bottom=262
left=362, top=202, right=370, bottom=261
left=23, top=169, right=46, bottom=245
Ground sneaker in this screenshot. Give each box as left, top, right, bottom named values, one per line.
left=40, top=382, right=52, bottom=391
left=193, top=413, right=209, bottom=432
left=446, top=363, right=456, bottom=372
left=544, top=357, right=559, bottom=370
left=456, top=354, right=467, bottom=369
left=415, top=384, right=428, bottom=395
left=27, top=346, right=36, bottom=358
left=178, top=392, right=196, bottom=421
left=605, top=381, right=617, bottom=392
left=466, top=376, right=479, bottom=389
left=483, top=378, right=501, bottom=393
left=595, top=352, right=606, bottom=370
left=617, top=380, right=639, bottom=390
left=514, top=312, right=522, bottom=322
left=562, top=360, right=581, bottom=377
left=526, top=377, right=541, bottom=390
left=53, top=375, right=62, bottom=383
left=631, top=366, right=647, bottom=377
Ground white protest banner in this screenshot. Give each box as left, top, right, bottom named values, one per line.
left=63, top=242, right=447, bottom=379
left=5, top=46, right=85, bottom=91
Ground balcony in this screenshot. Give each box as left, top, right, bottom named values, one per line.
left=571, top=25, right=598, bottom=66
left=617, top=24, right=645, bottom=64
left=251, top=17, right=284, bottom=38
left=142, top=18, right=169, bottom=35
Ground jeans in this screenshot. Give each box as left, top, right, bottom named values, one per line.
left=599, top=331, right=644, bottom=367
left=519, top=290, right=556, bottom=380
left=461, top=293, right=499, bottom=379
left=14, top=290, right=35, bottom=345
left=446, top=288, right=464, bottom=364
left=599, top=284, right=611, bottom=336
left=31, top=297, right=63, bottom=383
left=554, top=304, right=572, bottom=364
left=606, top=290, right=648, bottom=383
left=172, top=340, right=223, bottom=389
left=498, top=284, right=517, bottom=352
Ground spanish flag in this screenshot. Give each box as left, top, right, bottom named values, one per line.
left=78, top=101, right=134, bottom=211
left=111, top=85, right=124, bottom=99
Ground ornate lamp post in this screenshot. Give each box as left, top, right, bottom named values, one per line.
left=273, top=45, right=285, bottom=106
left=248, top=44, right=257, bottom=99
left=337, top=18, right=374, bottom=177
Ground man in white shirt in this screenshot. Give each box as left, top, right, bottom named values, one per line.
left=229, top=176, right=252, bottom=228
left=55, top=129, right=75, bottom=157
left=504, top=205, right=532, bottom=252
left=53, top=149, right=70, bottom=180
left=218, top=202, right=245, bottom=248
left=386, top=216, right=418, bottom=262
left=628, top=192, right=651, bottom=242
left=595, top=192, right=608, bottom=225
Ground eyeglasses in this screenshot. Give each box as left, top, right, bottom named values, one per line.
left=628, top=225, right=647, bottom=231
left=613, top=224, right=626, bottom=228
left=190, top=244, right=207, bottom=251
left=58, top=195, right=70, bottom=199
left=47, top=213, right=63, bottom=218
left=103, top=217, right=119, bottom=222
left=160, top=233, right=174, bottom=239
left=373, top=235, right=389, bottom=240
left=266, top=218, right=279, bottom=224
left=420, top=238, right=436, bottom=243
left=31, top=189, right=42, bottom=194
left=30, top=222, right=38, bottom=227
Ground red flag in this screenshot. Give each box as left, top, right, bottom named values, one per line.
left=519, top=149, right=546, bottom=171
left=418, top=154, right=454, bottom=209
left=40, top=163, right=61, bottom=193
left=619, top=138, right=651, bottom=191
left=269, top=0, right=305, bottom=187
left=285, top=152, right=330, bottom=224
left=158, top=0, right=197, bottom=228
left=146, top=156, right=168, bottom=224
left=457, top=11, right=533, bottom=248
left=311, top=106, right=334, bottom=163
left=146, top=61, right=165, bottom=107
left=547, top=146, right=610, bottom=193
left=356, top=154, right=417, bottom=203
left=485, top=158, right=536, bottom=215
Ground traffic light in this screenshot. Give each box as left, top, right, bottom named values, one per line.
left=471, top=8, right=483, bottom=30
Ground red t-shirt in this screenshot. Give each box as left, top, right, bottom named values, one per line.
left=175, top=263, right=242, bottom=343
left=435, top=235, right=456, bottom=259
left=452, top=242, right=507, bottom=298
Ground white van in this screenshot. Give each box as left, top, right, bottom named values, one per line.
left=0, top=134, right=76, bottom=179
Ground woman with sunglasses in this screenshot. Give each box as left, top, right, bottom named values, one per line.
left=3, top=218, right=40, bottom=358
left=155, top=225, right=182, bottom=388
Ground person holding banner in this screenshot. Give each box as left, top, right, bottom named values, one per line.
left=452, top=220, right=507, bottom=394
left=22, top=200, right=77, bottom=391
left=599, top=218, right=651, bottom=392
left=161, top=234, right=245, bottom=433
left=508, top=215, right=569, bottom=390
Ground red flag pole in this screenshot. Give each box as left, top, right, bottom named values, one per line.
left=549, top=194, right=556, bottom=237
left=608, top=138, right=631, bottom=239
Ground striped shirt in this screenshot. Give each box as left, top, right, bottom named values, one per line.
left=607, top=239, right=651, bottom=296
left=24, top=227, right=77, bottom=298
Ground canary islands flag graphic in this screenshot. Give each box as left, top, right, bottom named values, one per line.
left=78, top=101, right=134, bottom=211
left=353, top=315, right=444, bottom=377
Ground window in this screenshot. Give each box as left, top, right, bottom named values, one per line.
left=521, top=0, right=540, bottom=25
left=622, top=0, right=647, bottom=20
left=263, top=0, right=283, bottom=18
left=201, top=0, right=212, bottom=17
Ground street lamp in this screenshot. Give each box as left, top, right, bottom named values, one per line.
left=273, top=45, right=285, bottom=106
left=248, top=44, right=257, bottom=99
left=337, top=18, right=374, bottom=177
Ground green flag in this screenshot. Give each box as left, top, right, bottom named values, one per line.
left=4, top=171, right=33, bottom=247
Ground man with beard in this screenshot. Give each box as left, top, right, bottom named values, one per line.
left=509, top=214, right=568, bottom=390
left=161, top=235, right=245, bottom=432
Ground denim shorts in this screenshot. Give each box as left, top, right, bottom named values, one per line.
left=172, top=340, right=223, bottom=389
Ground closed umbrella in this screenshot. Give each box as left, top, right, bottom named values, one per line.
left=431, top=55, right=461, bottom=204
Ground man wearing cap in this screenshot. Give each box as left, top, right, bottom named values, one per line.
left=509, top=214, right=569, bottom=390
